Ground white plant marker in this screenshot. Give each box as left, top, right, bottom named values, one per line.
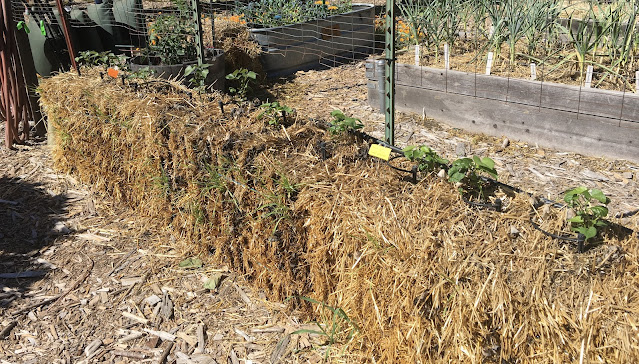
left=485, top=52, right=493, bottom=75
left=584, top=65, right=593, bottom=88
left=414, top=44, right=420, bottom=66
left=635, top=71, right=639, bottom=93
left=530, top=63, right=536, bottom=80
left=444, top=43, right=450, bottom=70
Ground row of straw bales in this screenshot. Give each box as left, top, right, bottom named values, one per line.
left=39, top=71, right=639, bottom=362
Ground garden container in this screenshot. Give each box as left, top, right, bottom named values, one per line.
left=129, top=49, right=226, bottom=90
left=248, top=3, right=375, bottom=77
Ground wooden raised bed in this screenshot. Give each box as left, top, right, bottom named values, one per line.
left=367, top=58, right=639, bottom=163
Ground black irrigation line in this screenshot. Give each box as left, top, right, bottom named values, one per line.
left=341, top=127, right=637, bottom=247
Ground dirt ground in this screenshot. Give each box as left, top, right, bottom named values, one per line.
left=1, top=61, right=638, bottom=363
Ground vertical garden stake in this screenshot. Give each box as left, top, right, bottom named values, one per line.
left=384, top=0, right=396, bottom=145
left=191, top=0, right=204, bottom=65
left=53, top=0, right=79, bottom=74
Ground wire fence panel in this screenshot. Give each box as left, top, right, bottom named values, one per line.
left=391, top=0, right=639, bottom=125
left=12, top=0, right=383, bottom=77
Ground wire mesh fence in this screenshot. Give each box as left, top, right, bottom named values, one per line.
left=391, top=0, right=639, bottom=124
left=12, top=0, right=383, bottom=78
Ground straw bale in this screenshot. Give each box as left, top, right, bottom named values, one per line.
left=213, top=19, right=263, bottom=77
left=39, top=70, right=639, bottom=362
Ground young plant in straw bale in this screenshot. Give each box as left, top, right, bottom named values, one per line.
left=563, top=187, right=610, bottom=242
left=75, top=50, right=127, bottom=70
left=329, top=110, right=363, bottom=135
left=226, top=68, right=257, bottom=100
left=447, top=156, right=497, bottom=199
left=403, top=145, right=449, bottom=174
left=184, top=63, right=211, bottom=93
left=257, top=101, right=293, bottom=126
left=287, top=296, right=359, bottom=360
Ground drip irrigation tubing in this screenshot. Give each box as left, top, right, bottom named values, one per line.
left=530, top=219, right=586, bottom=252
left=342, top=127, right=636, bottom=240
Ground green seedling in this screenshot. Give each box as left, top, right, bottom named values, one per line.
left=184, top=63, right=211, bottom=93
left=403, top=145, right=449, bottom=173
left=75, top=50, right=127, bottom=69
left=329, top=110, right=364, bottom=135
left=287, top=296, right=359, bottom=360
left=126, top=66, right=154, bottom=80
left=258, top=102, right=293, bottom=125
left=447, top=156, right=497, bottom=198
left=563, top=187, right=610, bottom=241
left=225, top=68, right=257, bottom=100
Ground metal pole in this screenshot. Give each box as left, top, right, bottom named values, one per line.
left=384, top=0, right=396, bottom=145
left=191, top=0, right=204, bottom=65
left=53, top=0, right=79, bottom=73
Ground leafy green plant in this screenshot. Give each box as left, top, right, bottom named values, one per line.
left=402, top=145, right=449, bottom=173
left=328, top=110, right=363, bottom=135
left=75, top=50, right=127, bottom=68
left=287, top=296, right=359, bottom=360
left=563, top=187, right=610, bottom=241
left=447, top=156, right=497, bottom=198
left=238, top=0, right=352, bottom=27
left=257, top=191, right=290, bottom=232
left=146, top=0, right=197, bottom=65
left=184, top=63, right=211, bottom=93
left=258, top=101, right=293, bottom=125
left=225, top=68, right=257, bottom=99
left=554, top=8, right=614, bottom=82
left=127, top=66, right=154, bottom=80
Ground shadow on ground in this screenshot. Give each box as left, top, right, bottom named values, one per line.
left=0, top=176, right=68, bottom=298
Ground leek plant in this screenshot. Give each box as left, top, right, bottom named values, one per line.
left=554, top=6, right=612, bottom=82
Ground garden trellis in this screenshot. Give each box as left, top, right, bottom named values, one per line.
left=387, top=0, right=639, bottom=112
left=9, top=0, right=381, bottom=76
left=368, top=0, right=639, bottom=161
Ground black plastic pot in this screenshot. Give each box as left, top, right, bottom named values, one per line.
left=129, top=49, right=225, bottom=91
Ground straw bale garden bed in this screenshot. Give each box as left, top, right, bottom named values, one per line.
left=34, top=50, right=639, bottom=362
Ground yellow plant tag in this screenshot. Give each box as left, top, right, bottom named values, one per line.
left=368, top=144, right=392, bottom=161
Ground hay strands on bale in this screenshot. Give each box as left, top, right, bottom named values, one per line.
left=38, top=70, right=639, bottom=363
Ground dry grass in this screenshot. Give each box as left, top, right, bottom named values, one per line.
left=39, top=70, right=639, bottom=362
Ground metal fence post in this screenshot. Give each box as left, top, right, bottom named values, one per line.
left=384, top=0, right=396, bottom=145
left=191, top=0, right=204, bottom=65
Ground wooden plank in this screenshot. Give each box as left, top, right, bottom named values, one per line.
left=620, top=92, right=639, bottom=123
left=446, top=69, right=475, bottom=97
left=539, top=81, right=581, bottom=113
left=578, top=87, right=625, bottom=120
left=475, top=74, right=508, bottom=101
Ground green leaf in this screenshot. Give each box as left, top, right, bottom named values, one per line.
left=480, top=157, right=495, bottom=169
left=590, top=205, right=608, bottom=218
left=448, top=171, right=465, bottom=183
left=184, top=65, right=196, bottom=77
left=330, top=109, right=345, bottom=118
left=203, top=272, right=222, bottom=290
left=583, top=226, right=597, bottom=239
left=568, top=216, right=584, bottom=223
left=590, top=189, right=609, bottom=204
left=179, top=257, right=203, bottom=269
left=246, top=71, right=257, bottom=79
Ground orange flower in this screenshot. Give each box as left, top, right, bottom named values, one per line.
left=328, top=5, right=337, bottom=10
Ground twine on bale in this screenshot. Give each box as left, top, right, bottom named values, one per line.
left=39, top=69, right=639, bottom=362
